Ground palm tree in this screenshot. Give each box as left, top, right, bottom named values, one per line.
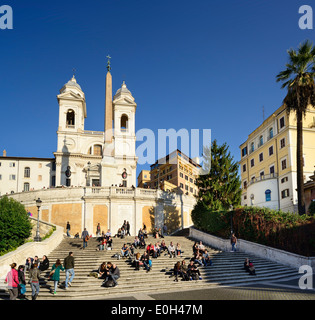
left=276, top=40, right=315, bottom=215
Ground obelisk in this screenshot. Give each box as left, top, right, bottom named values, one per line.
left=104, top=55, right=113, bottom=144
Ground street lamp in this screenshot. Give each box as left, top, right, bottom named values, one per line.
left=34, top=198, right=42, bottom=242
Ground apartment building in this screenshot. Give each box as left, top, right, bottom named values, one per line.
left=149, top=149, right=201, bottom=196
left=239, top=104, right=315, bottom=213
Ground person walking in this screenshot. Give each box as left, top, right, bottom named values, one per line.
left=231, top=233, right=237, bottom=252
left=126, top=221, right=131, bottom=236
left=66, top=221, right=71, bottom=237
left=17, top=265, right=27, bottom=300
left=29, top=263, right=41, bottom=300
left=5, top=263, right=19, bottom=300
left=81, top=228, right=89, bottom=249
left=96, top=223, right=101, bottom=236
left=64, top=251, right=75, bottom=289
left=49, top=259, right=65, bottom=295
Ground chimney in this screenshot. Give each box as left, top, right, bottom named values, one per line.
left=3, top=149, right=6, bottom=157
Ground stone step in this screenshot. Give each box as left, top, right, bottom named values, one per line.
left=0, top=234, right=299, bottom=300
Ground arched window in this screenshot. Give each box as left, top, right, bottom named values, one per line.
left=66, top=109, right=75, bottom=127
left=24, top=167, right=30, bottom=178
left=121, top=114, right=128, bottom=131
left=93, top=145, right=102, bottom=156
left=265, top=189, right=271, bottom=202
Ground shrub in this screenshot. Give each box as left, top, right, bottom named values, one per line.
left=0, top=196, right=32, bottom=255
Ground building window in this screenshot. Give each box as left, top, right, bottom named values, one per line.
left=242, top=164, right=246, bottom=172
left=281, top=176, right=288, bottom=183
left=243, top=181, right=247, bottom=189
left=270, top=165, right=275, bottom=175
left=9, top=174, right=16, bottom=180
left=269, top=146, right=274, bottom=156
left=259, top=153, right=263, bottom=162
left=242, top=146, right=247, bottom=157
left=185, top=185, right=188, bottom=191
left=9, top=162, right=15, bottom=167
left=250, top=159, right=255, bottom=167
left=185, top=175, right=188, bottom=181
left=281, top=189, right=290, bottom=199
left=279, top=116, right=285, bottom=129
left=93, top=145, right=102, bottom=156
left=23, top=183, right=30, bottom=192
left=179, top=172, right=183, bottom=178
left=281, top=159, right=287, bottom=170
left=269, top=127, right=273, bottom=139
left=260, top=171, right=265, bottom=178
left=66, top=178, right=71, bottom=187
left=250, top=142, right=254, bottom=153
left=280, top=138, right=286, bottom=149
left=121, top=114, right=128, bottom=131
left=259, top=135, right=263, bottom=147
left=24, top=167, right=30, bottom=178
left=180, top=183, right=184, bottom=189
left=265, top=189, right=271, bottom=202
left=51, top=176, right=56, bottom=187
left=66, top=109, right=75, bottom=127
left=38, top=175, right=42, bottom=181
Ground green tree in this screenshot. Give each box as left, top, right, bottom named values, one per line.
left=276, top=40, right=315, bottom=215
left=0, top=196, right=32, bottom=254
left=195, top=140, right=241, bottom=212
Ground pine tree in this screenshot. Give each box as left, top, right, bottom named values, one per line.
left=195, top=140, right=241, bottom=211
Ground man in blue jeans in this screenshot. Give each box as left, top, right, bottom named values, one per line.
left=63, top=252, right=75, bottom=289
left=81, top=228, right=89, bottom=249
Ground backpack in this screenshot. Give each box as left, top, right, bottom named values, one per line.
left=191, top=273, right=198, bottom=280
left=103, top=279, right=115, bottom=287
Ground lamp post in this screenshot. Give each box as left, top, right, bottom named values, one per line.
left=34, top=198, right=42, bottom=242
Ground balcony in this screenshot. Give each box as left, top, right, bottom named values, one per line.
left=249, top=173, right=278, bottom=186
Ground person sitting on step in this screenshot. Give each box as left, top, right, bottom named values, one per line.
left=160, top=240, right=167, bottom=253
left=133, top=236, right=140, bottom=248
left=187, top=261, right=202, bottom=280
left=180, top=260, right=189, bottom=281
left=121, top=243, right=129, bottom=258
left=202, top=249, right=212, bottom=266
left=146, top=243, right=155, bottom=257
left=197, top=241, right=206, bottom=254
left=194, top=251, right=203, bottom=266
left=176, top=243, right=182, bottom=257
left=168, top=242, right=176, bottom=258
left=98, top=262, right=107, bottom=279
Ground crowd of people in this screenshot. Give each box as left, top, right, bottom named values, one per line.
left=5, top=222, right=258, bottom=299
left=5, top=251, right=76, bottom=300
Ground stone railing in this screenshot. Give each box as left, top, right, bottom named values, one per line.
left=0, top=220, right=64, bottom=284
left=189, top=227, right=315, bottom=270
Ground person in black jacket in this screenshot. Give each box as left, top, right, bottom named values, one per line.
left=64, top=252, right=75, bottom=289
left=39, top=255, right=50, bottom=272
left=104, top=262, right=120, bottom=286
left=17, top=265, right=26, bottom=299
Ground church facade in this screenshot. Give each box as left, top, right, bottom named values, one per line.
left=1, top=62, right=197, bottom=235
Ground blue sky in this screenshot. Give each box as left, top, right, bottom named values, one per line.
left=0, top=0, right=314, bottom=177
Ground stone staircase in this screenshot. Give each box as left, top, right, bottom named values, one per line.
left=0, top=234, right=299, bottom=300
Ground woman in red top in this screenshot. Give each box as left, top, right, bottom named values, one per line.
left=5, top=263, right=19, bottom=300
left=146, top=243, right=154, bottom=256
